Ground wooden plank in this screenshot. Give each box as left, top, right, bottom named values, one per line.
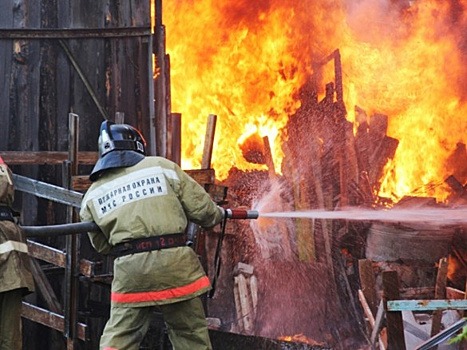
left=370, top=300, right=386, bottom=349
left=233, top=276, right=244, bottom=332
left=154, top=0, right=168, bottom=158
left=0, top=27, right=151, bottom=39
left=358, top=290, right=375, bottom=327
left=446, top=286, right=465, bottom=299
left=73, top=168, right=217, bottom=192
left=201, top=114, right=217, bottom=169
left=400, top=287, right=435, bottom=299
left=0, top=151, right=98, bottom=165
left=71, top=175, right=92, bottom=192
left=27, top=240, right=99, bottom=278
left=358, top=259, right=377, bottom=315
left=431, top=257, right=448, bottom=340
left=387, top=299, right=467, bottom=311
left=382, top=270, right=406, bottom=350
left=29, top=258, right=62, bottom=314
left=78, top=259, right=100, bottom=278
left=236, top=273, right=253, bottom=333
left=21, top=302, right=87, bottom=341
left=13, top=173, right=83, bottom=208
left=28, top=240, right=66, bottom=267
left=358, top=290, right=386, bottom=350
left=167, top=112, right=181, bottom=165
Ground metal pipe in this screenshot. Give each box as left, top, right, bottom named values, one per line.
left=21, top=221, right=100, bottom=238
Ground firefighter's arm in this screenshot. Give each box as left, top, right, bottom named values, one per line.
left=175, top=166, right=224, bottom=228
left=87, top=230, right=112, bottom=255
left=79, top=205, right=112, bottom=254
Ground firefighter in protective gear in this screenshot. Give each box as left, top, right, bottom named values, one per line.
left=0, top=157, right=35, bottom=349
left=80, top=121, right=225, bottom=350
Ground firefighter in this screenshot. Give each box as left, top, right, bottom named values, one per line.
left=0, top=157, right=35, bottom=349
left=80, top=121, right=225, bottom=350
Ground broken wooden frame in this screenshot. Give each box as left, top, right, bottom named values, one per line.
left=358, top=258, right=467, bottom=350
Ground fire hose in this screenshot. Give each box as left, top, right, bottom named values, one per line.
left=21, top=221, right=101, bottom=237
left=20, top=208, right=259, bottom=298
left=20, top=209, right=259, bottom=237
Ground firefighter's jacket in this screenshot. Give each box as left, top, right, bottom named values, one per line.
left=0, top=160, right=34, bottom=295
left=80, top=156, right=224, bottom=307
left=0, top=220, right=35, bottom=294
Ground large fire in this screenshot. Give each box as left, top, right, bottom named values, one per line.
left=158, top=0, right=467, bottom=203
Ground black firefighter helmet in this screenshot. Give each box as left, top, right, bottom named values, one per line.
left=89, top=120, right=147, bottom=182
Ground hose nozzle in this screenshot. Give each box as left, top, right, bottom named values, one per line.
left=225, top=208, right=259, bottom=220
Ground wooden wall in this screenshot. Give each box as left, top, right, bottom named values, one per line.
left=0, top=0, right=153, bottom=225
left=0, top=1, right=153, bottom=348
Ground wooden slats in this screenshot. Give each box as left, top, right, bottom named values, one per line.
left=21, top=302, right=88, bottom=341
left=0, top=151, right=98, bottom=165
left=27, top=240, right=102, bottom=278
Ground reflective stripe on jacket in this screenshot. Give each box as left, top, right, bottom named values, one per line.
left=0, top=240, right=28, bottom=255
left=80, top=156, right=224, bottom=307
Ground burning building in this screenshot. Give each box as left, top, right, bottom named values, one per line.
left=158, top=0, right=467, bottom=348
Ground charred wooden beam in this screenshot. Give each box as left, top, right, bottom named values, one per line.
left=445, top=175, right=466, bottom=195
left=0, top=27, right=151, bottom=39
left=382, top=271, right=406, bottom=350
left=167, top=112, right=182, bottom=165
left=368, top=136, right=399, bottom=187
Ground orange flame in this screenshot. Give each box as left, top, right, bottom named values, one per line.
left=160, top=0, right=467, bottom=202
left=279, top=333, right=324, bottom=346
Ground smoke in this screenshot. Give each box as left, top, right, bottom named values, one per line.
left=343, top=0, right=410, bottom=44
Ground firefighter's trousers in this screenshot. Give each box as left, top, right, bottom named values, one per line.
left=0, top=289, right=23, bottom=350
left=100, top=296, right=212, bottom=350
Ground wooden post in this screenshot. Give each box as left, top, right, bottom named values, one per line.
left=382, top=270, right=406, bottom=350
left=358, top=259, right=378, bottom=315
left=64, top=113, right=80, bottom=349
left=430, top=257, right=448, bottom=344
left=154, top=0, right=168, bottom=157
left=167, top=112, right=181, bottom=165
left=202, top=114, right=217, bottom=169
